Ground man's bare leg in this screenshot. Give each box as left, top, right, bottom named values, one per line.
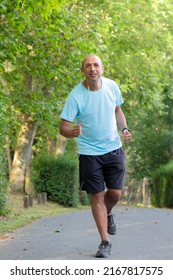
left=91, top=191, right=110, bottom=241
left=104, top=188, right=122, bottom=215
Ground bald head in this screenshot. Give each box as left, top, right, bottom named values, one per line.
left=81, top=54, right=104, bottom=90
left=81, top=54, right=103, bottom=70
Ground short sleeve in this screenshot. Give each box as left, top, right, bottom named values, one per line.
left=60, top=95, right=78, bottom=122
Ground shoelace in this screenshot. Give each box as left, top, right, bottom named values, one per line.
left=99, top=241, right=110, bottom=249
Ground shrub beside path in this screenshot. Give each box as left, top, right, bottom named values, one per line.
left=0, top=206, right=173, bottom=260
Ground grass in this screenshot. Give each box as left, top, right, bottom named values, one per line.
left=0, top=193, right=84, bottom=239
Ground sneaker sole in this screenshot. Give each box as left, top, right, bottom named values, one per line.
left=96, top=251, right=111, bottom=258
left=108, top=228, right=116, bottom=235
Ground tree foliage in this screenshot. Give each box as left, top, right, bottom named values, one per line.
left=102, top=0, right=173, bottom=109
left=0, top=0, right=112, bottom=137
left=152, top=161, right=173, bottom=208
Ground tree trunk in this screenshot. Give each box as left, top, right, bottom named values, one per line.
left=6, top=135, right=12, bottom=176
left=55, top=134, right=67, bottom=155
left=47, top=138, right=56, bottom=154
left=142, top=177, right=149, bottom=207
left=24, top=157, right=34, bottom=194
left=47, top=135, right=67, bottom=155
left=9, top=115, right=38, bottom=192
left=135, top=179, right=142, bottom=205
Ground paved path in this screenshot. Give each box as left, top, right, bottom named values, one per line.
left=0, top=206, right=173, bottom=260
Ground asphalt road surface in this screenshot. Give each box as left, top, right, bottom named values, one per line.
left=0, top=206, right=173, bottom=260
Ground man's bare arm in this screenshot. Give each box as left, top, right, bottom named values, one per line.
left=115, top=106, right=131, bottom=142
left=59, top=119, right=82, bottom=138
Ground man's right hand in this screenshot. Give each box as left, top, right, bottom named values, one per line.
left=73, top=123, right=83, bottom=137
left=59, top=119, right=83, bottom=138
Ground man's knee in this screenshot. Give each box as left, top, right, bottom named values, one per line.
left=92, top=191, right=105, bottom=203
left=107, top=189, right=122, bottom=201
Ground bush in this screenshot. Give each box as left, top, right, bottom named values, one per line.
left=79, top=190, right=91, bottom=206
left=32, top=153, right=79, bottom=207
left=0, top=186, right=8, bottom=216
left=0, top=144, right=8, bottom=215
left=152, top=161, right=173, bottom=208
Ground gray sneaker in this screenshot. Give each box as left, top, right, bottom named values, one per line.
left=108, top=214, right=116, bottom=235
left=96, top=241, right=112, bottom=258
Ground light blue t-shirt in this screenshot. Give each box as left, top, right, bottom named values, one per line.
left=60, top=77, right=124, bottom=155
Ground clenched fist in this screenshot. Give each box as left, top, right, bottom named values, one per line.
left=73, top=123, right=83, bottom=137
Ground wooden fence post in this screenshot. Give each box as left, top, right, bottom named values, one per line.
left=37, top=193, right=42, bottom=204
left=29, top=194, right=33, bottom=207
left=23, top=195, right=29, bottom=208
left=42, top=192, right=47, bottom=205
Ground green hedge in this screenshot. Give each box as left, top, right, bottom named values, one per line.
left=152, top=161, right=173, bottom=208
left=0, top=149, right=8, bottom=215
left=32, top=153, right=79, bottom=207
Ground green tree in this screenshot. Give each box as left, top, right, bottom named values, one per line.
left=1, top=0, right=68, bottom=192
left=0, top=0, right=111, bottom=192
left=92, top=0, right=173, bottom=205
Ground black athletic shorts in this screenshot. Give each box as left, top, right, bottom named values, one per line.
left=79, top=147, right=125, bottom=194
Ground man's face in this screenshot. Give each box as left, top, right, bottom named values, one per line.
left=82, top=55, right=104, bottom=83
